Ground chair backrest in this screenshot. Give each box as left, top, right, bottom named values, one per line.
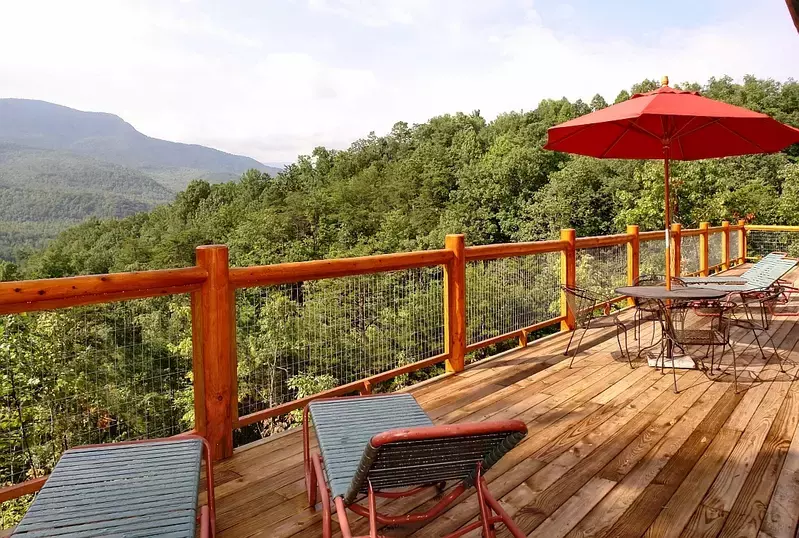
left=560, top=285, right=599, bottom=328
left=739, top=285, right=783, bottom=328
left=344, top=421, right=526, bottom=504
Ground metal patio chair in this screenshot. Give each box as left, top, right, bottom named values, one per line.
left=659, top=298, right=737, bottom=392
left=11, top=435, right=216, bottom=538
left=561, top=285, right=631, bottom=368
left=631, top=275, right=688, bottom=341
left=730, top=285, right=787, bottom=371
left=303, top=393, right=527, bottom=538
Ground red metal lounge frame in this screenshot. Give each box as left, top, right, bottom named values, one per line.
left=303, top=397, right=527, bottom=538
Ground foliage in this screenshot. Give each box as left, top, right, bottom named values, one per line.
left=1, top=75, right=799, bottom=526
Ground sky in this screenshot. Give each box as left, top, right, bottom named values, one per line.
left=1, top=0, right=797, bottom=164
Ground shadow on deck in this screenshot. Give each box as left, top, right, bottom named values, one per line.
left=213, top=264, right=799, bottom=538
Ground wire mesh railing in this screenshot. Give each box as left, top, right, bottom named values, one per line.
left=730, top=230, right=741, bottom=264
left=640, top=238, right=667, bottom=277
left=235, top=267, right=445, bottom=437
left=1, top=296, right=194, bottom=527
left=575, top=243, right=628, bottom=301
left=747, top=229, right=799, bottom=258
left=680, top=234, right=700, bottom=275
left=465, top=253, right=560, bottom=347
left=709, top=231, right=724, bottom=270
left=0, top=222, right=768, bottom=517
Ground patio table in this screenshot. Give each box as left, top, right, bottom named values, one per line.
left=615, top=285, right=730, bottom=377
left=615, top=286, right=730, bottom=301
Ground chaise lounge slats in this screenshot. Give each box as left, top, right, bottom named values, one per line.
left=13, top=439, right=206, bottom=538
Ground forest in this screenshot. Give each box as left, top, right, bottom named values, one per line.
left=1, top=75, right=798, bottom=525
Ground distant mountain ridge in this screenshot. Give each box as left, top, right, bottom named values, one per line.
left=0, top=99, right=280, bottom=190
left=0, top=98, right=281, bottom=259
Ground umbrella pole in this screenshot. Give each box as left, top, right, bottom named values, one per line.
left=664, top=155, right=672, bottom=290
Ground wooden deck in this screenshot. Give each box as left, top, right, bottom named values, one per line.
left=213, top=265, right=799, bottom=538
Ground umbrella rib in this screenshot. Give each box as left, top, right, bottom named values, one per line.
left=673, top=118, right=721, bottom=140
left=599, top=123, right=633, bottom=158
left=670, top=116, right=698, bottom=138
left=545, top=123, right=595, bottom=148
left=715, top=121, right=767, bottom=152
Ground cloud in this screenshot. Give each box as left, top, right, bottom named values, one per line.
left=0, top=1, right=795, bottom=163
left=306, top=0, right=431, bottom=26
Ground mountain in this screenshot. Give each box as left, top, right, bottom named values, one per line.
left=0, top=144, right=173, bottom=200
left=0, top=98, right=281, bottom=190
left=0, top=98, right=280, bottom=259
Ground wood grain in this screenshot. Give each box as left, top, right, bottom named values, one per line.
left=203, top=265, right=799, bottom=538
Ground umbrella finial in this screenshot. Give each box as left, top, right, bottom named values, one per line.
left=661, top=75, right=669, bottom=87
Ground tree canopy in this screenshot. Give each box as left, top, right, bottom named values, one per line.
left=13, top=75, right=798, bottom=280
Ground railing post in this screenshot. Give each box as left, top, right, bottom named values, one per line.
left=721, top=220, right=730, bottom=271
left=444, top=234, right=466, bottom=373
left=193, top=245, right=236, bottom=461
left=738, top=219, right=747, bottom=262
left=671, top=223, right=682, bottom=277
left=699, top=222, right=710, bottom=277
left=626, top=225, right=639, bottom=307
left=560, top=229, right=576, bottom=331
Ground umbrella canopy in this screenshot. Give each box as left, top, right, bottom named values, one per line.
left=544, top=76, right=799, bottom=288
left=545, top=82, right=799, bottom=159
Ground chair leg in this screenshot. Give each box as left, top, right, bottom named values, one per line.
left=764, top=331, right=786, bottom=373
left=730, top=343, right=740, bottom=394
left=475, top=468, right=496, bottom=538
left=752, top=330, right=767, bottom=361
left=564, top=329, right=576, bottom=357
left=311, top=455, right=332, bottom=538
left=616, top=325, right=632, bottom=369
left=569, top=328, right=588, bottom=368
left=666, top=340, right=678, bottom=393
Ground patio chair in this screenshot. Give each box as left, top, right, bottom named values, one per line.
left=730, top=285, right=787, bottom=371
left=11, top=435, right=215, bottom=537
left=303, top=393, right=527, bottom=538
left=631, top=275, right=688, bottom=342
left=561, top=285, right=631, bottom=368
left=659, top=299, right=737, bottom=392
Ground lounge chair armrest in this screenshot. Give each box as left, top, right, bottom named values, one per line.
left=370, top=420, right=527, bottom=447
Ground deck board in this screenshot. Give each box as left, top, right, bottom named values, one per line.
left=215, top=264, right=799, bottom=538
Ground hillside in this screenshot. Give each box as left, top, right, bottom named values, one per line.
left=0, top=99, right=280, bottom=189
left=0, top=144, right=173, bottom=200
left=16, top=75, right=799, bottom=280
left=0, top=99, right=280, bottom=259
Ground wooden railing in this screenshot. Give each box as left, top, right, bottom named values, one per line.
left=0, top=219, right=775, bottom=505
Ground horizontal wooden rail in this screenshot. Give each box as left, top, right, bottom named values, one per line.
left=0, top=283, right=202, bottom=316
left=745, top=225, right=799, bottom=232
left=235, top=352, right=450, bottom=427
left=464, top=240, right=567, bottom=261
left=639, top=230, right=666, bottom=241
left=0, top=267, right=207, bottom=309
left=680, top=228, right=704, bottom=237
left=574, top=233, right=632, bottom=249
left=229, top=249, right=453, bottom=288
left=0, top=476, right=48, bottom=503
left=708, top=226, right=724, bottom=233
left=464, top=317, right=564, bottom=353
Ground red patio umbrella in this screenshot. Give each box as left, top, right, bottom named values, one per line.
left=544, top=76, right=799, bottom=288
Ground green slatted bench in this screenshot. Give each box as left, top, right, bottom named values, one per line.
left=302, top=393, right=528, bottom=538
left=12, top=436, right=215, bottom=538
